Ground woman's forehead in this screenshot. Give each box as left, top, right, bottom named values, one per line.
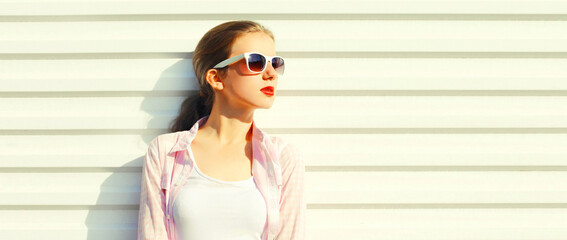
left=230, top=32, right=276, bottom=56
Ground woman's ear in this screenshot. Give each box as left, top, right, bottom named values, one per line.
left=205, top=69, right=224, bottom=91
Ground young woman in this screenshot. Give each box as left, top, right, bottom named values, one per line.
left=137, top=20, right=306, bottom=240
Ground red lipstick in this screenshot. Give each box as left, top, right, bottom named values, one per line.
left=260, top=86, right=274, bottom=96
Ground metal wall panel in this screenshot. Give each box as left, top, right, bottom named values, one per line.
left=1, top=1, right=567, bottom=239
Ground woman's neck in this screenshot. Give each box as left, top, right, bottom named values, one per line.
left=198, top=108, right=254, bottom=146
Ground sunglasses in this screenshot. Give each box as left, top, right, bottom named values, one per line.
left=213, top=52, right=285, bottom=75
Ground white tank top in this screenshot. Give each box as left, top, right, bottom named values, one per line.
left=172, top=159, right=267, bottom=240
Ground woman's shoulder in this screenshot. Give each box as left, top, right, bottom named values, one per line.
left=148, top=131, right=178, bottom=144
left=147, top=130, right=191, bottom=154
left=267, top=135, right=289, bottom=150
left=267, top=135, right=301, bottom=163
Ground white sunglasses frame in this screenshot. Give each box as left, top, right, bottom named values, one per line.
left=212, top=52, right=285, bottom=75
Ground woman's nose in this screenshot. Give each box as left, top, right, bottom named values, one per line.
left=263, top=62, right=278, bottom=80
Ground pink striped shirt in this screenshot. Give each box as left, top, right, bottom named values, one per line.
left=137, top=115, right=306, bottom=240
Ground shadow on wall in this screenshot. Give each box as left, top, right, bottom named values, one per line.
left=85, top=54, right=198, bottom=239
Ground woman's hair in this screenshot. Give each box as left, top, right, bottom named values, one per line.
left=169, top=20, right=274, bottom=132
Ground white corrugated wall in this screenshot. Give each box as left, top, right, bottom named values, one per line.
left=1, top=1, right=567, bottom=239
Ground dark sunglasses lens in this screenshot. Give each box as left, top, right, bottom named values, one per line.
left=247, top=54, right=266, bottom=72
left=272, top=57, right=285, bottom=75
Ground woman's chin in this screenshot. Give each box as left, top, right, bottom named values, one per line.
left=255, top=101, right=275, bottom=109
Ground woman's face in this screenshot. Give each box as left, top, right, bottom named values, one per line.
left=217, top=32, right=279, bottom=111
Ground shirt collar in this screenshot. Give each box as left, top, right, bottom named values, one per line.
left=167, top=114, right=267, bottom=155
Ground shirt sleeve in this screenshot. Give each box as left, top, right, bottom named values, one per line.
left=137, top=137, right=169, bottom=240
left=276, top=142, right=306, bottom=240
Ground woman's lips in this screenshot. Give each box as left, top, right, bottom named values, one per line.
left=260, top=86, right=274, bottom=96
